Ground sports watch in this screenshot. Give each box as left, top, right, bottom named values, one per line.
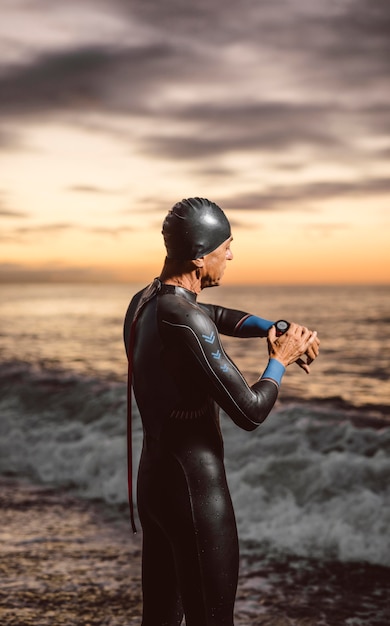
left=274, top=320, right=290, bottom=337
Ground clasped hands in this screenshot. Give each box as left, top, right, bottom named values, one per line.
left=267, top=322, right=320, bottom=375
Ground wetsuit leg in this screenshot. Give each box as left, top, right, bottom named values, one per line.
left=138, top=450, right=184, bottom=626
left=163, top=453, right=239, bottom=626
left=140, top=516, right=184, bottom=626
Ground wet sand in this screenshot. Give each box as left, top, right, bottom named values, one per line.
left=1, top=477, right=388, bottom=625
left=0, top=478, right=142, bottom=625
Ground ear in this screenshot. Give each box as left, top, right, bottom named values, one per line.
left=193, top=257, right=204, bottom=268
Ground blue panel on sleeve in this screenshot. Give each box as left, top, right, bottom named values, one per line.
left=240, top=315, right=274, bottom=333
left=261, top=358, right=285, bottom=385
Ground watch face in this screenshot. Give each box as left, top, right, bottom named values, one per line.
left=276, top=320, right=289, bottom=335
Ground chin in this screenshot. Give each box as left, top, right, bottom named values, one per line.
left=210, top=279, right=221, bottom=288
left=202, top=278, right=220, bottom=289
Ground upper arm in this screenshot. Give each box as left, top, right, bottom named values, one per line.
left=160, top=300, right=278, bottom=430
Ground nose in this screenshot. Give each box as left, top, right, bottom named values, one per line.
left=226, top=248, right=233, bottom=261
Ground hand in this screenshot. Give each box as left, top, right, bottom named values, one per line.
left=305, top=335, right=320, bottom=363
left=295, top=333, right=320, bottom=373
left=267, top=323, right=319, bottom=374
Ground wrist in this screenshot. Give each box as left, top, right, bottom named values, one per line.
left=261, top=358, right=286, bottom=386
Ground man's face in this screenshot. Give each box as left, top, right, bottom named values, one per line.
left=200, top=237, right=233, bottom=288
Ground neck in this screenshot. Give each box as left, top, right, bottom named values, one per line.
left=159, top=259, right=202, bottom=294
left=160, top=273, right=201, bottom=294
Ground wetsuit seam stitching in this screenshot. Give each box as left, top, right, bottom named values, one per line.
left=261, top=377, right=280, bottom=389
left=233, top=313, right=251, bottom=335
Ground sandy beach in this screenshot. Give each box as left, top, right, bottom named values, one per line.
left=0, top=478, right=143, bottom=626
left=1, top=477, right=388, bottom=626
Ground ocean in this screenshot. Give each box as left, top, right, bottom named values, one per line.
left=0, top=283, right=389, bottom=623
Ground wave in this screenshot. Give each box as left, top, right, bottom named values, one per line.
left=222, top=407, right=390, bottom=567
left=1, top=360, right=389, bottom=567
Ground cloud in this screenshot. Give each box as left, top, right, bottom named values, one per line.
left=0, top=127, right=22, bottom=149
left=310, top=0, right=390, bottom=84
left=0, top=46, right=148, bottom=116
left=139, top=101, right=346, bottom=160
left=0, top=208, right=29, bottom=218
left=67, top=185, right=122, bottom=195
left=0, top=0, right=387, bottom=177
left=0, top=0, right=388, bottom=212
left=0, top=261, right=117, bottom=283
left=303, top=223, right=350, bottom=237
left=86, top=225, right=135, bottom=237
left=0, top=193, right=30, bottom=221
left=0, top=221, right=140, bottom=244
left=222, top=177, right=390, bottom=211
left=0, top=223, right=73, bottom=243
left=1, top=1, right=388, bottom=118
left=0, top=35, right=203, bottom=121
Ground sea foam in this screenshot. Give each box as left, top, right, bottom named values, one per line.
left=1, top=363, right=389, bottom=566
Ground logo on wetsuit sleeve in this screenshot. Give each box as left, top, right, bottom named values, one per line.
left=202, top=331, right=215, bottom=344
left=202, top=332, right=230, bottom=373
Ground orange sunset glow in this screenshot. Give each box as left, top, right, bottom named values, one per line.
left=1, top=1, right=389, bottom=286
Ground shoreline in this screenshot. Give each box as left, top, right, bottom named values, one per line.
left=1, top=477, right=389, bottom=625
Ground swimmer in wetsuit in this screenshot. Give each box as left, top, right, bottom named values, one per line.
left=123, top=197, right=320, bottom=626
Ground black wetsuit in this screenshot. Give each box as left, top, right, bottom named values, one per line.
left=123, top=279, right=282, bottom=626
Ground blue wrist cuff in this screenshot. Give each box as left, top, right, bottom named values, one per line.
left=261, top=358, right=285, bottom=385
left=240, top=315, right=274, bottom=333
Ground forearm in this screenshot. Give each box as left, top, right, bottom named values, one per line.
left=199, top=303, right=274, bottom=338
left=227, top=358, right=286, bottom=430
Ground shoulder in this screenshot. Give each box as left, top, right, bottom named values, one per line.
left=123, top=287, right=145, bottom=352
left=125, top=288, right=145, bottom=324
left=158, top=293, right=215, bottom=335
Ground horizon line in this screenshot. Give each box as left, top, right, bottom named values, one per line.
left=1, top=279, right=389, bottom=287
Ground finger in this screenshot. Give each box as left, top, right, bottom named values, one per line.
left=296, top=358, right=310, bottom=374
left=306, top=344, right=319, bottom=360
left=307, top=335, right=319, bottom=354
left=306, top=333, right=320, bottom=351
left=287, top=322, right=299, bottom=335
left=296, top=325, right=311, bottom=342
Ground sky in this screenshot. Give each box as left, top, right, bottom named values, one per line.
left=0, top=0, right=389, bottom=285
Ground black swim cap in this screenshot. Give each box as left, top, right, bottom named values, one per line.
left=162, top=197, right=231, bottom=260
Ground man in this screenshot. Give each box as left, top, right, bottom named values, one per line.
left=124, top=197, right=319, bottom=626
